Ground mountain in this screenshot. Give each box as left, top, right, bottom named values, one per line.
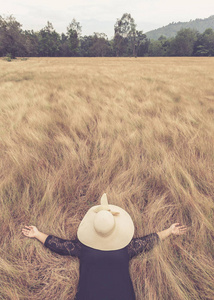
left=145, top=15, right=214, bottom=40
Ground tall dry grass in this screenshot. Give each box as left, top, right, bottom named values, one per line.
left=0, top=57, right=214, bottom=300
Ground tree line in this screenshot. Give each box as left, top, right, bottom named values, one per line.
left=0, top=14, right=214, bottom=59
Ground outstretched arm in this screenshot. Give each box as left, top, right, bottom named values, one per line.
left=22, top=225, right=48, bottom=244
left=128, top=223, right=187, bottom=259
left=157, top=223, right=187, bottom=241
left=22, top=225, right=81, bottom=257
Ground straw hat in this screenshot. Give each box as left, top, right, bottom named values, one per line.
left=77, top=193, right=135, bottom=251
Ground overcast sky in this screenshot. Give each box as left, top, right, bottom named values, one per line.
left=1, top=0, right=214, bottom=38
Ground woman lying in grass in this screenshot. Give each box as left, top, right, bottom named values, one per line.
left=22, top=193, right=187, bottom=300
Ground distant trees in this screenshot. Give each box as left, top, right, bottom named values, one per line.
left=23, top=30, right=39, bottom=57
left=148, top=28, right=214, bottom=57
left=169, top=28, right=198, bottom=56
left=194, top=28, right=214, bottom=56
left=79, top=34, right=112, bottom=57
left=114, top=13, right=136, bottom=56
left=148, top=36, right=171, bottom=56
left=114, top=13, right=148, bottom=57
left=87, top=33, right=111, bottom=57
left=0, top=14, right=214, bottom=58
left=0, top=15, right=25, bottom=58
left=65, top=19, right=82, bottom=56
left=37, top=22, right=61, bottom=57
left=135, top=31, right=149, bottom=56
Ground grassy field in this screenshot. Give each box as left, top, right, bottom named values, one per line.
left=0, top=57, right=214, bottom=300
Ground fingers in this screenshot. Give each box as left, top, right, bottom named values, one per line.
left=22, top=227, right=31, bottom=232
left=171, top=223, right=188, bottom=235
left=22, top=229, right=30, bottom=236
left=179, top=226, right=187, bottom=229
left=173, top=224, right=187, bottom=230
left=177, top=226, right=188, bottom=235
left=173, top=223, right=181, bottom=226
left=24, top=226, right=32, bottom=230
left=22, top=225, right=36, bottom=231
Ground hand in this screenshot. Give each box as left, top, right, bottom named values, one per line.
left=22, top=225, right=40, bottom=238
left=170, top=223, right=187, bottom=236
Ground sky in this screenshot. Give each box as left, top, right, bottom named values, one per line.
left=1, top=0, right=214, bottom=38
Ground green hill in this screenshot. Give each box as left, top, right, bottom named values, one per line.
left=146, top=15, right=214, bottom=40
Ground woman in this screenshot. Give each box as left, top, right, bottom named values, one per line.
left=22, top=193, right=187, bottom=300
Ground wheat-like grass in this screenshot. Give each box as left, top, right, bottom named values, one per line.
left=0, top=57, right=214, bottom=299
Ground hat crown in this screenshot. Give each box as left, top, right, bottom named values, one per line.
left=94, top=210, right=115, bottom=236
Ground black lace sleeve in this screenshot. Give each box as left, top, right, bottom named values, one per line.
left=44, top=235, right=82, bottom=258
left=127, top=233, right=160, bottom=259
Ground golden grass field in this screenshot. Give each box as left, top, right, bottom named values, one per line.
left=0, top=57, right=214, bottom=300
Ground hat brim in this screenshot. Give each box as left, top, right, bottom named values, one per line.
left=77, top=204, right=134, bottom=251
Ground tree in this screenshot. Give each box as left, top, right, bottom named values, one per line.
left=0, top=15, right=25, bottom=58
left=79, top=35, right=94, bottom=57
left=113, top=33, right=128, bottom=56
left=148, top=36, right=174, bottom=57
left=193, top=28, right=214, bottom=56
left=67, top=18, right=82, bottom=38
left=59, top=33, right=68, bottom=56
left=169, top=28, right=198, bottom=56
left=38, top=21, right=61, bottom=57
left=114, top=13, right=137, bottom=56
left=23, top=30, right=39, bottom=56
left=135, top=31, right=149, bottom=56
left=66, top=19, right=82, bottom=56
left=88, top=33, right=111, bottom=57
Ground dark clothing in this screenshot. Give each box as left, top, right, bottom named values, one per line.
left=44, top=233, right=159, bottom=300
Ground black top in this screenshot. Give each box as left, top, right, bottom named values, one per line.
left=44, top=233, right=159, bottom=300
